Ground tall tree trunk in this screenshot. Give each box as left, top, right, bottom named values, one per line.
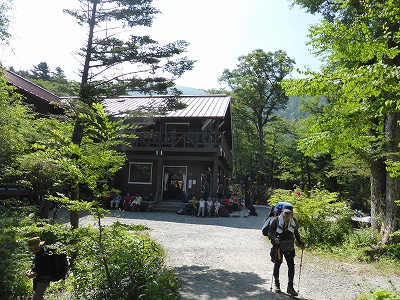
left=257, top=118, right=265, bottom=185
left=370, top=158, right=386, bottom=235
left=70, top=185, right=80, bottom=229
left=269, top=134, right=276, bottom=187
left=80, top=2, right=97, bottom=94
left=258, top=124, right=265, bottom=173
left=381, top=112, right=400, bottom=243
left=69, top=2, right=98, bottom=229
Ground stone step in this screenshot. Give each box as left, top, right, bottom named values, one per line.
left=151, top=201, right=183, bottom=213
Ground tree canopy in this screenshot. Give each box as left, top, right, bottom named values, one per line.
left=65, top=0, right=194, bottom=102
left=219, top=49, right=295, bottom=186
left=0, top=0, right=12, bottom=47
left=284, top=0, right=400, bottom=244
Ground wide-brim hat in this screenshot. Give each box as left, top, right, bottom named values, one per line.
left=28, top=237, right=45, bottom=247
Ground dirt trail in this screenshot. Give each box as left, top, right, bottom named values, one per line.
left=75, top=206, right=399, bottom=300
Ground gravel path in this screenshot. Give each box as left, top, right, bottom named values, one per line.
left=73, top=205, right=399, bottom=300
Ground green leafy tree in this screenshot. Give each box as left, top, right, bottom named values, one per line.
left=63, top=0, right=194, bottom=227
left=30, top=62, right=51, bottom=81
left=10, top=64, right=79, bottom=96
left=0, top=68, right=35, bottom=187
left=219, top=49, right=295, bottom=187
left=8, top=66, right=31, bottom=79
left=285, top=0, right=400, bottom=244
left=0, top=0, right=12, bottom=47
left=265, top=118, right=303, bottom=188
left=18, top=102, right=133, bottom=227
left=30, top=77, right=79, bottom=97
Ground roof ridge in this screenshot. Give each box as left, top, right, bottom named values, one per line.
left=115, top=94, right=227, bottom=99
left=4, top=70, right=61, bottom=103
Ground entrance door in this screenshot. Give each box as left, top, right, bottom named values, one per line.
left=163, top=166, right=187, bottom=200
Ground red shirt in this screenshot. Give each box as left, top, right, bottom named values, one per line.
left=223, top=198, right=231, bottom=206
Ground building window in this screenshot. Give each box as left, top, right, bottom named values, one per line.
left=128, top=162, right=152, bottom=184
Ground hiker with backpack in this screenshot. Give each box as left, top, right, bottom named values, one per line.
left=26, top=237, right=54, bottom=300
left=26, top=237, right=69, bottom=300
left=268, top=204, right=305, bottom=296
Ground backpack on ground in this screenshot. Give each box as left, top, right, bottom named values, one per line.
left=248, top=204, right=258, bottom=216
left=48, top=242, right=69, bottom=282
left=176, top=207, right=185, bottom=215
left=219, top=207, right=229, bottom=217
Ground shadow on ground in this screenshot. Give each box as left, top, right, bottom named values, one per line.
left=175, top=265, right=308, bottom=300
left=55, top=205, right=272, bottom=231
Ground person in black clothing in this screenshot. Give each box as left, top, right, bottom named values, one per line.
left=26, top=237, right=54, bottom=300
left=268, top=205, right=305, bottom=296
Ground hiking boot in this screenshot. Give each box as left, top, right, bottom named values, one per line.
left=274, top=280, right=281, bottom=293
left=287, top=283, right=298, bottom=296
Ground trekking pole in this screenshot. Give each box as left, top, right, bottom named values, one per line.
left=297, top=248, right=304, bottom=294
left=269, top=244, right=279, bottom=292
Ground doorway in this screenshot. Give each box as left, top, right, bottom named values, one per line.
left=163, top=166, right=187, bottom=200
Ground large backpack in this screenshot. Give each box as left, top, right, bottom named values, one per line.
left=261, top=202, right=293, bottom=237
left=273, top=202, right=293, bottom=215
left=261, top=216, right=274, bottom=236
left=48, top=242, right=69, bottom=282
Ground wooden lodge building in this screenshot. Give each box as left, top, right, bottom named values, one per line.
left=2, top=70, right=233, bottom=203
left=103, top=95, right=233, bottom=202
left=4, top=70, right=63, bottom=117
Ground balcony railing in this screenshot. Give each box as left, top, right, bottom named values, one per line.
left=131, top=131, right=232, bottom=164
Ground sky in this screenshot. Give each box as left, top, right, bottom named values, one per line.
left=2, top=0, right=322, bottom=90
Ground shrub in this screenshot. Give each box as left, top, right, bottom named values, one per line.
left=358, top=289, right=400, bottom=300
left=68, top=221, right=179, bottom=300
left=269, top=188, right=351, bottom=247
left=0, top=200, right=179, bottom=300
left=0, top=201, right=36, bottom=299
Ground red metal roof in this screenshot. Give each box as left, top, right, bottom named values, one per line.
left=4, top=70, right=61, bottom=104
left=103, top=94, right=231, bottom=118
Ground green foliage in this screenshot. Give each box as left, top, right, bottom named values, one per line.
left=10, top=63, right=79, bottom=96
left=220, top=49, right=295, bottom=182
left=30, top=62, right=51, bottom=81
left=0, top=0, right=12, bottom=46
left=0, top=67, right=35, bottom=171
left=269, top=188, right=351, bottom=246
left=31, top=77, right=79, bottom=97
left=0, top=202, right=33, bottom=299
left=358, top=289, right=400, bottom=300
left=384, top=243, right=400, bottom=261
left=65, top=219, right=179, bottom=300
left=285, top=0, right=400, bottom=245
left=15, top=102, right=130, bottom=201
left=344, top=228, right=378, bottom=251
left=0, top=200, right=179, bottom=300
left=65, top=0, right=194, bottom=99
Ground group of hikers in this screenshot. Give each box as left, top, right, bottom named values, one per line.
left=101, top=192, right=155, bottom=212
left=177, top=194, right=259, bottom=217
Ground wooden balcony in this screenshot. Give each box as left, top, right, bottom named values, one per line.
left=130, top=131, right=232, bottom=166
